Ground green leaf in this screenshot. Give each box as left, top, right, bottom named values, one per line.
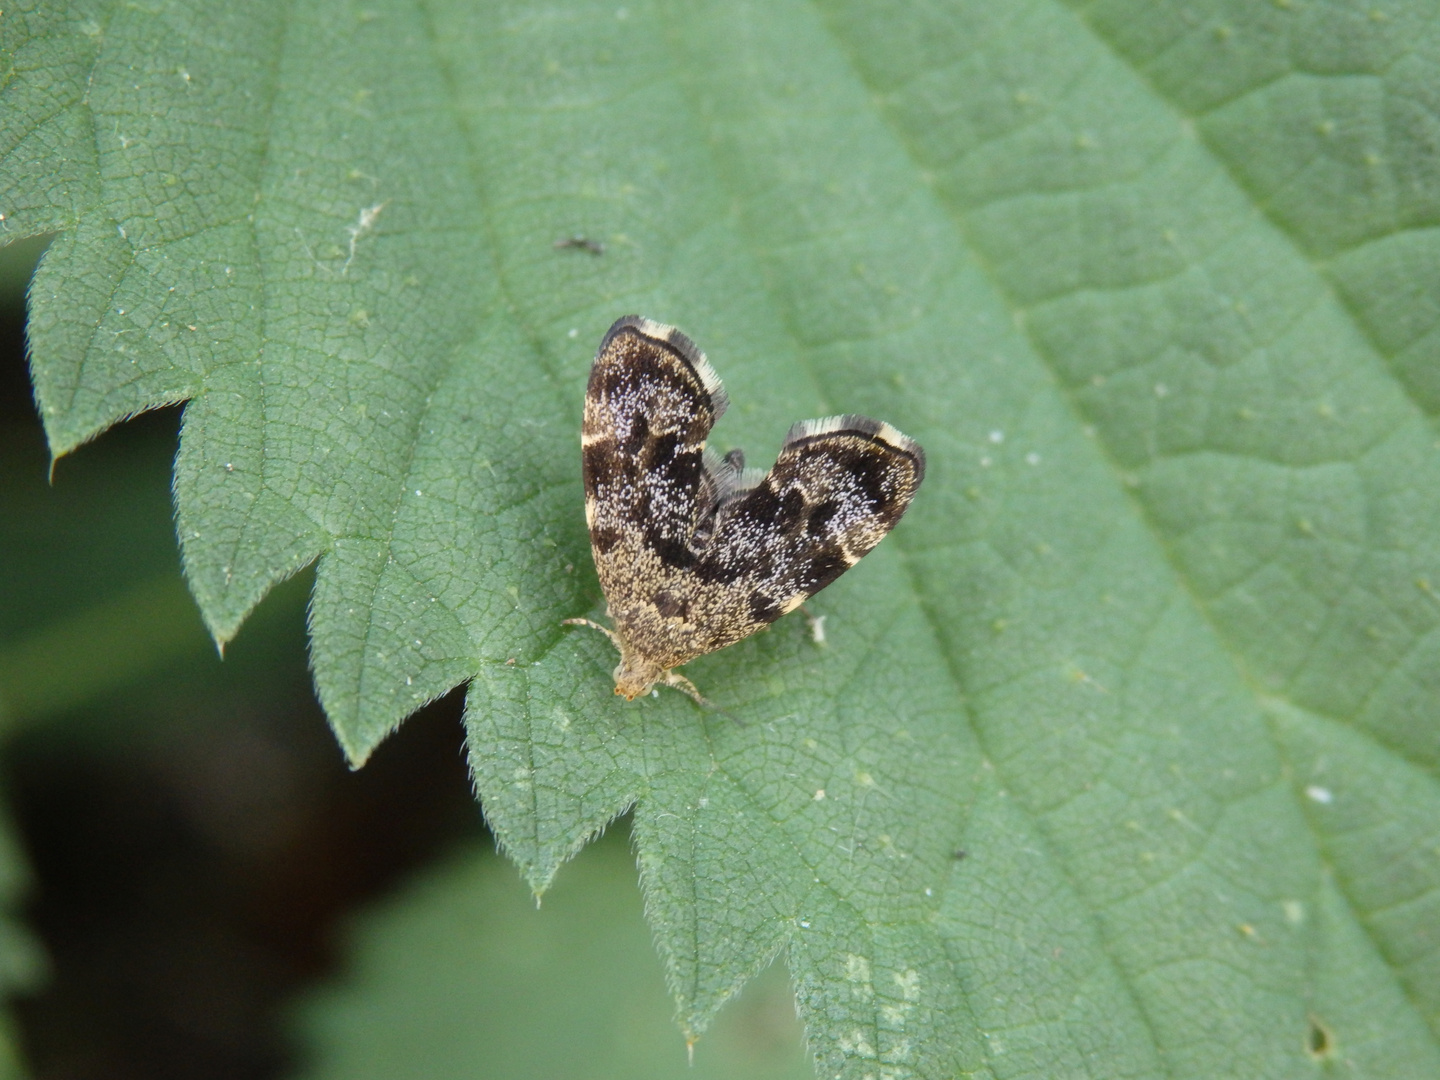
left=292, top=824, right=813, bottom=1080
left=6, top=1, right=1440, bottom=1077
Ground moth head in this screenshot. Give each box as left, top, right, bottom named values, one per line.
left=612, top=653, right=667, bottom=701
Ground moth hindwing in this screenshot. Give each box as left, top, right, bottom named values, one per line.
left=568, top=315, right=925, bottom=705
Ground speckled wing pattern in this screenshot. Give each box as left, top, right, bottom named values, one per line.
left=580, top=315, right=925, bottom=697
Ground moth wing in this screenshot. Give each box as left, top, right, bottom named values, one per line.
left=692, top=449, right=728, bottom=548
left=695, top=414, right=924, bottom=629
left=688, top=448, right=743, bottom=542
left=726, top=466, right=767, bottom=504
left=581, top=316, right=727, bottom=577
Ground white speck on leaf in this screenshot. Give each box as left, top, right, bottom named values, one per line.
left=845, top=953, right=872, bottom=991
left=809, top=613, right=827, bottom=644
left=838, top=1030, right=876, bottom=1059
left=894, top=968, right=920, bottom=1001
left=342, top=201, right=388, bottom=274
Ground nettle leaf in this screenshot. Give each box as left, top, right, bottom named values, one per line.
left=5, top=1, right=1440, bottom=1076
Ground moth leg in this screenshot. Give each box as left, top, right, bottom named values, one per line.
left=660, top=669, right=710, bottom=707
left=660, top=670, right=743, bottom=723
left=561, top=617, right=623, bottom=651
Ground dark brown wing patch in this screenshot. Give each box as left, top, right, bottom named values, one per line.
left=581, top=316, right=727, bottom=576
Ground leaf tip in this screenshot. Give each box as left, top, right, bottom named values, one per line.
left=336, top=732, right=376, bottom=772
left=522, top=862, right=560, bottom=899
left=202, top=613, right=240, bottom=660
left=200, top=592, right=249, bottom=645
left=41, top=422, right=86, bottom=472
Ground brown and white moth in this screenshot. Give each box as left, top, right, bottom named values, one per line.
left=566, top=315, right=925, bottom=705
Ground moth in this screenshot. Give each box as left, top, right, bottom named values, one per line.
left=566, top=316, right=925, bottom=705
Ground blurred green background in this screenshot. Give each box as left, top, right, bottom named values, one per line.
left=0, top=238, right=810, bottom=1077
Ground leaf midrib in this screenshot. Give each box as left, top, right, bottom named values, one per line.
left=626, top=0, right=1434, bottom=1064
left=643, top=2, right=1174, bottom=1073
left=324, top=0, right=586, bottom=753
left=212, top=0, right=291, bottom=642
left=61, top=0, right=122, bottom=432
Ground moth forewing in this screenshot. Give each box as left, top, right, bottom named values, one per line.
left=569, top=316, right=925, bottom=705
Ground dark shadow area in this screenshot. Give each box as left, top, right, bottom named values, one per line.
left=8, top=685, right=481, bottom=1080
left=0, top=240, right=486, bottom=1079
